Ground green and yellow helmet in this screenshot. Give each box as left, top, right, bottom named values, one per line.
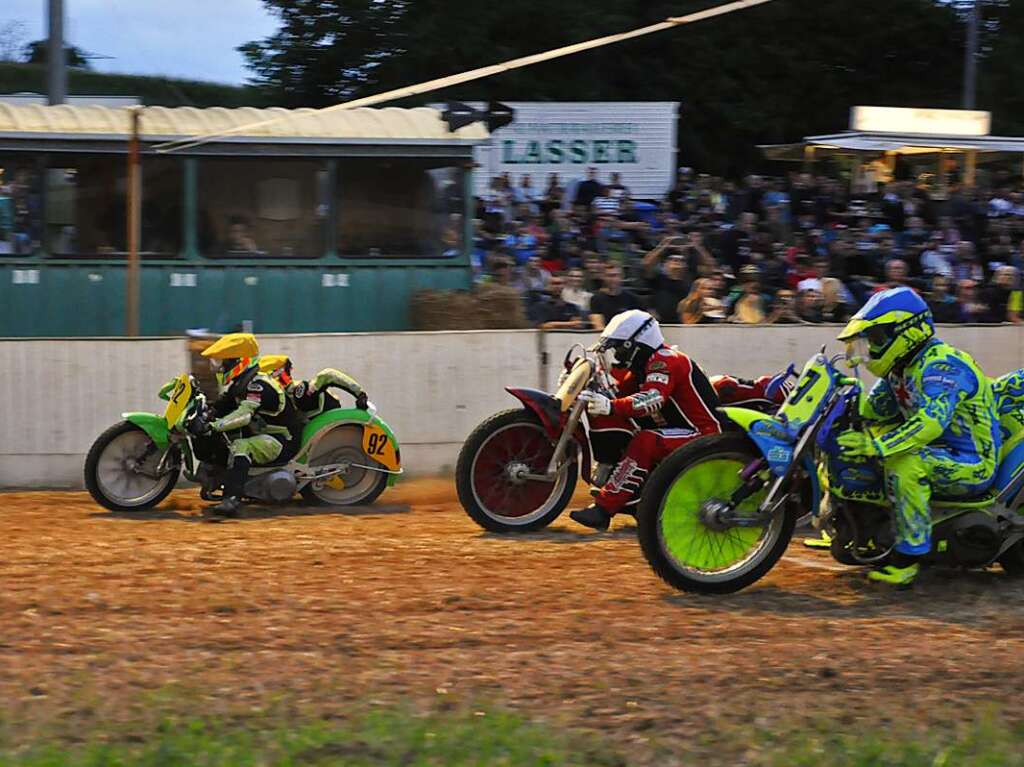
left=201, top=332, right=260, bottom=391
left=837, top=287, right=934, bottom=377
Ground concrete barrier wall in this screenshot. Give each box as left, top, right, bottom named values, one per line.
left=4, top=325, right=1024, bottom=488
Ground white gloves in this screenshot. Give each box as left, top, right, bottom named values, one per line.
left=578, top=390, right=612, bottom=416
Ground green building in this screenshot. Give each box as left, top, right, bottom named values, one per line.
left=0, top=103, right=487, bottom=336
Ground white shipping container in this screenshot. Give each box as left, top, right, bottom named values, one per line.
left=453, top=101, right=679, bottom=201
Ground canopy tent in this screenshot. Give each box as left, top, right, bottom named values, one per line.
left=760, top=132, right=1024, bottom=159
left=0, top=103, right=489, bottom=149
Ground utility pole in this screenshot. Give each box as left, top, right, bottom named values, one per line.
left=126, top=108, right=142, bottom=337
left=962, top=0, right=979, bottom=109
left=47, top=0, right=66, bottom=105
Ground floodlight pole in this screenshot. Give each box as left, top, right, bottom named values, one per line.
left=47, top=0, right=66, bottom=105
left=962, top=0, right=979, bottom=109
left=126, top=108, right=142, bottom=336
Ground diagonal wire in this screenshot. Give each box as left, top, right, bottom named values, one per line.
left=155, top=0, right=778, bottom=153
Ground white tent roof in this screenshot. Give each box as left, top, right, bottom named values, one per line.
left=0, top=103, right=489, bottom=144
left=804, top=131, right=1024, bottom=154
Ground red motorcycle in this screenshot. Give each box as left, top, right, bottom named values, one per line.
left=456, top=343, right=638, bottom=532
left=456, top=342, right=792, bottom=533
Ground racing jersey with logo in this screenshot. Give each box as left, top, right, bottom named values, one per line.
left=609, top=346, right=722, bottom=434
left=862, top=337, right=1000, bottom=462
left=211, top=372, right=303, bottom=443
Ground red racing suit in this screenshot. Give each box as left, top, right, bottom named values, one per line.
left=589, top=348, right=787, bottom=514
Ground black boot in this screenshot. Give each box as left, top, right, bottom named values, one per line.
left=570, top=504, right=612, bottom=531
left=208, top=456, right=250, bottom=518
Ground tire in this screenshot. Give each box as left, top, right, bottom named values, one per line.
left=84, top=421, right=178, bottom=512
left=301, top=424, right=389, bottom=506
left=456, top=409, right=577, bottom=533
left=998, top=540, right=1024, bottom=576
left=637, top=432, right=797, bottom=595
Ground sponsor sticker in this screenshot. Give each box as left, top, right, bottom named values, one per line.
left=647, top=373, right=670, bottom=385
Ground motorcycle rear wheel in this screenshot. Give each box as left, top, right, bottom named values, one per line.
left=637, top=433, right=796, bottom=594
left=85, top=421, right=178, bottom=511
left=456, top=409, right=577, bottom=533
left=301, top=425, right=389, bottom=506
left=998, top=540, right=1024, bottom=576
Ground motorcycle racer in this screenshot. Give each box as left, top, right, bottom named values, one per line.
left=835, top=287, right=1000, bottom=585
left=200, top=334, right=303, bottom=518
left=571, top=310, right=791, bottom=531
left=259, top=355, right=370, bottom=418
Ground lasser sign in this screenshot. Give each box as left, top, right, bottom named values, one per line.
left=469, top=102, right=679, bottom=200
left=499, top=126, right=639, bottom=165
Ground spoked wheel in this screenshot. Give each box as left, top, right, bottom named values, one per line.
left=301, top=425, right=388, bottom=506
left=638, top=433, right=796, bottom=594
left=456, top=409, right=577, bottom=532
left=84, top=421, right=178, bottom=511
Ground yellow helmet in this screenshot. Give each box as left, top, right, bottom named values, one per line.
left=258, top=354, right=294, bottom=386
left=258, top=354, right=290, bottom=374
left=201, top=333, right=259, bottom=360
left=201, top=333, right=260, bottom=390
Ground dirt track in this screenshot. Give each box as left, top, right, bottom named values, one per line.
left=3, top=480, right=1024, bottom=756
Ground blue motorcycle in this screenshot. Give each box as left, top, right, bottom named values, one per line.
left=636, top=348, right=1024, bottom=594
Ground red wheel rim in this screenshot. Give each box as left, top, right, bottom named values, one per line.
left=471, top=423, right=562, bottom=519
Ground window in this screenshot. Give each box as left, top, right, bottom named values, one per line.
left=43, top=155, right=183, bottom=257
left=336, top=158, right=464, bottom=257
left=197, top=158, right=326, bottom=258
left=0, top=156, right=43, bottom=256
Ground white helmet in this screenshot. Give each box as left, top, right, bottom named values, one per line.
left=598, top=310, right=664, bottom=370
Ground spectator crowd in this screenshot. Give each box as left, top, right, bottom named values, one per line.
left=471, top=166, right=1024, bottom=329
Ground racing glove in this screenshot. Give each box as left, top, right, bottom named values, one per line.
left=578, top=390, right=612, bottom=416
left=836, top=430, right=882, bottom=458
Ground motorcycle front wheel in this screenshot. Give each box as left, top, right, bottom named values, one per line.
left=637, top=432, right=796, bottom=594
left=84, top=421, right=178, bottom=511
left=456, top=409, right=577, bottom=532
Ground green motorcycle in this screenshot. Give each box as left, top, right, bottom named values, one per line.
left=85, top=373, right=402, bottom=511
left=637, top=349, right=1024, bottom=594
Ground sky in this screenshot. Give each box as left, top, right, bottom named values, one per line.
left=0, top=0, right=279, bottom=85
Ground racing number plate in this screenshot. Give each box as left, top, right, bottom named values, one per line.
left=362, top=421, right=400, bottom=471
left=163, top=374, right=193, bottom=427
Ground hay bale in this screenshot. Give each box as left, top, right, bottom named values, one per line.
left=410, top=285, right=528, bottom=330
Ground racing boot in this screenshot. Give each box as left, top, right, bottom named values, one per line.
left=207, top=456, right=250, bottom=519
left=208, top=495, right=242, bottom=519
left=867, top=553, right=920, bottom=587
left=570, top=504, right=612, bottom=531
left=803, top=531, right=832, bottom=549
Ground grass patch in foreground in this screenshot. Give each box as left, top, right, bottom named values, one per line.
left=0, top=708, right=620, bottom=767
left=2, top=707, right=1024, bottom=766
left=757, top=716, right=1024, bottom=767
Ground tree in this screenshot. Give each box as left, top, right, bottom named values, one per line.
left=242, top=0, right=977, bottom=174
left=23, top=39, right=92, bottom=69
left=239, top=0, right=408, bottom=107
left=0, top=20, right=27, bottom=62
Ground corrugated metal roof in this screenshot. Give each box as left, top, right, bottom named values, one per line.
left=0, top=103, right=488, bottom=143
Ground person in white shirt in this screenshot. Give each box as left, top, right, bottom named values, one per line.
left=920, top=235, right=954, bottom=278
left=591, top=186, right=620, bottom=216
left=561, top=267, right=592, bottom=313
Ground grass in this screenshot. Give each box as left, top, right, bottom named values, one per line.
left=0, top=708, right=620, bottom=767
left=1, top=705, right=1023, bottom=766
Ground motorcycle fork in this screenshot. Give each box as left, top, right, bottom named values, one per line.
left=522, top=400, right=584, bottom=482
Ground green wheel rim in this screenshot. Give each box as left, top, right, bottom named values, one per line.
left=659, top=457, right=769, bottom=573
